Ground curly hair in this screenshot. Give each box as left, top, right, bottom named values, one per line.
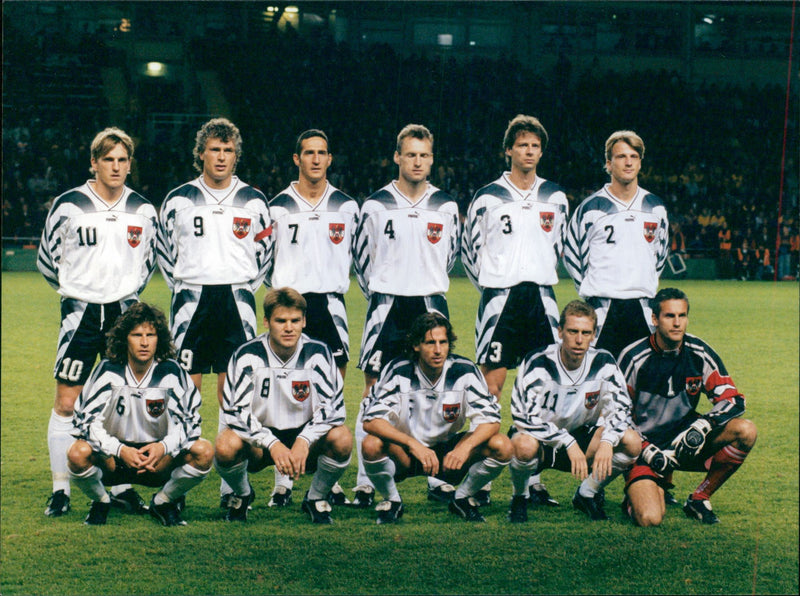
left=404, top=312, right=457, bottom=359
left=192, top=117, right=242, bottom=173
left=105, top=302, right=176, bottom=365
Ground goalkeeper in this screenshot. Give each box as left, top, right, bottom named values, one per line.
left=617, top=288, right=757, bottom=526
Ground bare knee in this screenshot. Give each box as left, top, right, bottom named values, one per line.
left=187, top=438, right=215, bottom=470
left=621, top=429, right=643, bottom=458
left=486, top=433, right=513, bottom=462
left=731, top=418, right=757, bottom=450
left=67, top=440, right=93, bottom=472
left=326, top=425, right=353, bottom=461
left=632, top=506, right=664, bottom=527
left=55, top=382, right=82, bottom=416
left=214, top=429, right=245, bottom=465
left=511, top=432, right=539, bottom=462
left=361, top=434, right=386, bottom=460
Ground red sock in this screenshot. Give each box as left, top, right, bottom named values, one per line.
left=691, top=445, right=748, bottom=501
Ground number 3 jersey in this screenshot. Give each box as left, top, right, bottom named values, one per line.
left=510, top=344, right=632, bottom=450
left=268, top=182, right=358, bottom=294
left=37, top=182, right=158, bottom=303
left=72, top=359, right=202, bottom=459
left=157, top=176, right=273, bottom=292
left=353, top=182, right=460, bottom=297
left=362, top=355, right=502, bottom=447
left=221, top=333, right=346, bottom=450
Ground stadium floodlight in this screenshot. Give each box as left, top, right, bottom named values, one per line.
left=146, top=62, right=165, bottom=77
left=437, top=33, right=453, bottom=47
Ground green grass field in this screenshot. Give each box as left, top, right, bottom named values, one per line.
left=2, top=272, right=798, bottom=595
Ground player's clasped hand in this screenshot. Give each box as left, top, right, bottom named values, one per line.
left=567, top=442, right=589, bottom=480
left=591, top=441, right=613, bottom=482
left=409, top=441, right=439, bottom=476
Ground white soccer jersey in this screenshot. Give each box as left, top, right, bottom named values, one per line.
left=268, top=182, right=358, bottom=294
left=563, top=185, right=668, bottom=299
left=157, top=176, right=273, bottom=291
left=72, top=358, right=202, bottom=459
left=353, top=182, right=459, bottom=297
left=363, top=354, right=501, bottom=447
left=37, top=182, right=158, bottom=303
left=462, top=173, right=568, bottom=288
left=221, top=333, right=345, bottom=450
left=511, top=343, right=632, bottom=449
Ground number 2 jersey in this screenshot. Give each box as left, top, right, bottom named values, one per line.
left=353, top=181, right=459, bottom=298
left=72, top=358, right=202, bottom=459
left=510, top=343, right=632, bottom=450
left=37, top=182, right=158, bottom=303
left=157, top=176, right=272, bottom=292
left=268, top=181, right=358, bottom=294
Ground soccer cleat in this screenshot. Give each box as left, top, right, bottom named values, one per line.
left=507, top=495, right=528, bottom=523
left=664, top=490, right=679, bottom=505
left=427, top=483, right=456, bottom=504
left=220, top=493, right=234, bottom=509
left=572, top=489, right=609, bottom=521
left=175, top=495, right=186, bottom=514
left=529, top=485, right=560, bottom=507
left=375, top=500, right=404, bottom=525
left=473, top=488, right=492, bottom=507
left=84, top=500, right=111, bottom=525
left=268, top=486, right=293, bottom=508
left=683, top=497, right=719, bottom=525
left=149, top=495, right=187, bottom=527
left=326, top=482, right=351, bottom=506
left=110, top=488, right=148, bottom=514
left=449, top=496, right=486, bottom=522
left=301, top=492, right=333, bottom=524
left=350, top=486, right=375, bottom=508
left=44, top=490, right=71, bottom=517
left=224, top=486, right=256, bottom=522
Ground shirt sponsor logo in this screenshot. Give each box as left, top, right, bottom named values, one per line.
left=540, top=211, right=555, bottom=232
left=442, top=403, right=460, bottom=421
left=146, top=397, right=165, bottom=417
left=127, top=226, right=142, bottom=248
left=643, top=221, right=657, bottom=243
left=685, top=376, right=703, bottom=396
left=427, top=222, right=443, bottom=244
left=329, top=223, right=345, bottom=244
left=584, top=390, right=600, bottom=410
left=292, top=380, right=311, bottom=402
left=233, top=217, right=251, bottom=239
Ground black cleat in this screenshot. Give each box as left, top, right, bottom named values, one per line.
left=326, top=483, right=351, bottom=506
left=449, top=496, right=486, bottom=522
left=350, top=486, right=374, bottom=508
left=427, top=483, right=456, bottom=504
left=110, top=488, right=148, bottom=514
left=220, top=493, right=233, bottom=509
left=375, top=500, right=404, bottom=525
left=507, top=495, right=528, bottom=523
left=683, top=497, right=719, bottom=524
left=84, top=500, right=111, bottom=525
left=224, top=486, right=256, bottom=522
left=149, top=495, right=187, bottom=526
left=529, top=485, right=560, bottom=507
left=664, top=490, right=679, bottom=506
left=473, top=489, right=492, bottom=507
left=572, top=489, right=609, bottom=521
left=45, top=490, right=71, bottom=517
left=301, top=492, right=333, bottom=524
left=268, top=486, right=293, bottom=508
left=174, top=495, right=186, bottom=513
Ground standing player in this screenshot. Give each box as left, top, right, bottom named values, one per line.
left=507, top=301, right=641, bottom=523
left=214, top=288, right=352, bottom=524
left=563, top=130, right=669, bottom=359
left=67, top=303, right=213, bottom=526
left=361, top=313, right=512, bottom=524
left=351, top=124, right=460, bottom=506
left=38, top=127, right=158, bottom=517
left=461, top=114, right=569, bottom=507
left=618, top=288, right=757, bottom=526
left=266, top=129, right=358, bottom=507
left=157, top=118, right=272, bottom=506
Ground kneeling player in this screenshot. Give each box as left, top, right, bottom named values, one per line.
left=361, top=313, right=512, bottom=524
left=508, top=300, right=641, bottom=523
left=67, top=303, right=213, bottom=526
left=214, top=288, right=352, bottom=524
left=618, top=288, right=757, bottom=526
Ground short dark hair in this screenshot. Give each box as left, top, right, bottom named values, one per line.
left=405, top=312, right=456, bottom=358
left=559, top=300, right=597, bottom=330
left=651, top=287, right=690, bottom=316
left=105, top=302, right=175, bottom=364
left=396, top=124, right=433, bottom=154
left=263, top=287, right=307, bottom=320
left=503, top=114, right=549, bottom=154
left=295, top=129, right=329, bottom=156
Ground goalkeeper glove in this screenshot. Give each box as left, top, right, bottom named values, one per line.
left=639, top=443, right=677, bottom=475
left=670, top=417, right=713, bottom=463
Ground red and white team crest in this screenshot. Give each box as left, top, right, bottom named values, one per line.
left=329, top=223, right=345, bottom=245
left=146, top=397, right=165, bottom=417
left=442, top=403, right=461, bottom=422
left=643, top=222, right=658, bottom=243
left=685, top=376, right=703, bottom=396
left=584, top=390, right=600, bottom=410
left=127, top=226, right=142, bottom=248
left=292, top=380, right=311, bottom=402
left=427, top=222, right=444, bottom=244
left=540, top=212, right=555, bottom=232
left=232, top=217, right=251, bottom=239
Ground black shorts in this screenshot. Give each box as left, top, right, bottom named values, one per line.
left=589, top=297, right=652, bottom=359
left=303, top=292, right=349, bottom=368
left=509, top=424, right=598, bottom=473
left=399, top=432, right=471, bottom=487
left=248, top=425, right=320, bottom=474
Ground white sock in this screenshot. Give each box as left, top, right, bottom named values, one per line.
left=510, top=456, right=539, bottom=496
left=456, top=458, right=507, bottom=499
left=160, top=463, right=210, bottom=503
left=48, top=410, right=74, bottom=495
left=580, top=452, right=637, bottom=497
left=363, top=457, right=400, bottom=502
left=273, top=467, right=294, bottom=492
left=110, top=484, right=132, bottom=496
left=427, top=476, right=448, bottom=489
left=307, top=454, right=351, bottom=500
left=218, top=415, right=235, bottom=497
left=214, top=458, right=250, bottom=496
left=69, top=465, right=109, bottom=502
left=529, top=473, right=546, bottom=491
left=353, top=402, right=374, bottom=489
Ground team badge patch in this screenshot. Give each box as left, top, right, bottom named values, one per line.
left=540, top=212, right=555, bottom=232
left=442, top=403, right=461, bottom=422
left=146, top=398, right=165, bottom=417
left=292, top=380, right=311, bottom=402
left=427, top=222, right=443, bottom=244
left=584, top=390, right=600, bottom=410
left=127, top=226, right=142, bottom=248
left=685, top=376, right=703, bottom=396
left=329, top=223, right=345, bottom=244
left=232, top=217, right=252, bottom=239
left=643, top=221, right=657, bottom=243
